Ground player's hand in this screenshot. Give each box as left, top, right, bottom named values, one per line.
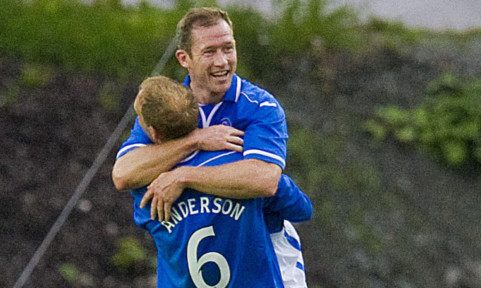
left=140, top=169, right=185, bottom=222
left=189, top=125, right=244, bottom=152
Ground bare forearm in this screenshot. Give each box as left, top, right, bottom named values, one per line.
left=112, top=125, right=245, bottom=191
left=112, top=138, right=197, bottom=190
left=177, top=159, right=282, bottom=199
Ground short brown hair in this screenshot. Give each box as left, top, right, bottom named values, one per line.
left=175, top=7, right=233, bottom=55
left=137, top=76, right=198, bottom=141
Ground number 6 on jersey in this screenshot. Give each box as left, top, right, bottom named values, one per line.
left=187, top=226, right=231, bottom=288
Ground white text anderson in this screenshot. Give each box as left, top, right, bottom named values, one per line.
left=162, top=197, right=246, bottom=233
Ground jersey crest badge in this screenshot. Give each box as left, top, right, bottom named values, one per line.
left=221, top=118, right=232, bottom=126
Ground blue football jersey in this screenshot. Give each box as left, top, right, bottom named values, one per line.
left=116, top=74, right=301, bottom=287
left=131, top=149, right=312, bottom=288
left=117, top=74, right=288, bottom=169
left=132, top=151, right=284, bottom=288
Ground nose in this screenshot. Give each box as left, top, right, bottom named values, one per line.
left=213, top=51, right=228, bottom=66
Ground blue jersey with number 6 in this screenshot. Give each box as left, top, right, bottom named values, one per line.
left=130, top=151, right=312, bottom=287
left=132, top=150, right=290, bottom=288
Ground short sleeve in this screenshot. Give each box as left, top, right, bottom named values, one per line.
left=115, top=117, right=153, bottom=159
left=242, top=97, right=288, bottom=169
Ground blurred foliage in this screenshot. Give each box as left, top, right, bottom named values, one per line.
left=112, top=237, right=153, bottom=274
left=98, top=81, right=121, bottom=113
left=0, top=0, right=434, bottom=83
left=0, top=0, right=182, bottom=81
left=287, top=127, right=381, bottom=201
left=57, top=263, right=80, bottom=286
left=19, top=63, right=53, bottom=87
left=363, top=74, right=481, bottom=166
left=57, top=262, right=95, bottom=287
left=269, top=0, right=364, bottom=53
left=286, top=127, right=383, bottom=254
left=0, top=78, right=20, bottom=108
left=364, top=17, right=426, bottom=49
left=1, top=0, right=479, bottom=82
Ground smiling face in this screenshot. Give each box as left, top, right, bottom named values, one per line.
left=176, top=20, right=237, bottom=104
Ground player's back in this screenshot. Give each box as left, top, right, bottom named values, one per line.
left=131, top=150, right=284, bottom=288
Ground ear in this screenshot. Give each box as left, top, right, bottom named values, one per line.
left=148, top=126, right=163, bottom=144
left=176, top=49, right=190, bottom=69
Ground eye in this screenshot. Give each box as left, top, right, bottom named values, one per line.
left=203, top=49, right=215, bottom=56
left=224, top=45, right=234, bottom=53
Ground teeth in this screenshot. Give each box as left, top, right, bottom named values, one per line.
left=212, top=71, right=228, bottom=77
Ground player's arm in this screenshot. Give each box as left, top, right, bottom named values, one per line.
left=264, top=174, right=313, bottom=223
left=141, top=158, right=281, bottom=221
left=112, top=117, right=191, bottom=191
left=142, top=98, right=289, bottom=221
left=184, top=90, right=291, bottom=199
left=112, top=137, right=198, bottom=191
left=112, top=118, right=244, bottom=191
left=175, top=158, right=281, bottom=198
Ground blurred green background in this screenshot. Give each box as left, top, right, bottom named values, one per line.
left=2, top=0, right=481, bottom=287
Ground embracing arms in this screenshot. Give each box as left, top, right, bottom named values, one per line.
left=112, top=121, right=283, bottom=221
left=141, top=159, right=282, bottom=221
left=112, top=124, right=245, bottom=190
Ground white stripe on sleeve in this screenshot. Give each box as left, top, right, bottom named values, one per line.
left=243, top=149, right=286, bottom=167
left=116, top=143, right=147, bottom=159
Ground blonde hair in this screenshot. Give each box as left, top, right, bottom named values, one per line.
left=136, top=76, right=198, bottom=141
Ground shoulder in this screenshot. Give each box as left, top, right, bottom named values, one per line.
left=237, top=77, right=285, bottom=116
left=116, top=117, right=152, bottom=159
left=239, top=78, right=279, bottom=103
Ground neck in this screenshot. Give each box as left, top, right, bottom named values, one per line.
left=190, top=85, right=224, bottom=105
left=197, top=93, right=224, bottom=105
